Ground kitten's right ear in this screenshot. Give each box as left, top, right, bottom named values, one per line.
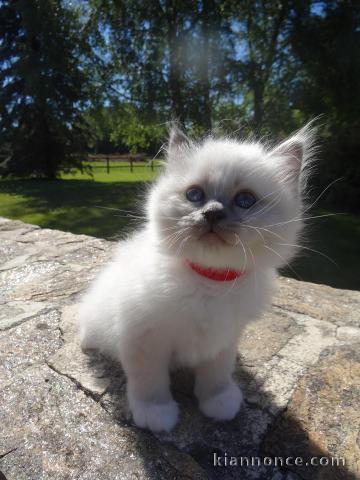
left=167, top=126, right=190, bottom=157
left=269, top=120, right=318, bottom=189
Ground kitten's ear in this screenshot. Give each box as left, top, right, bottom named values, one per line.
left=167, top=126, right=190, bottom=157
left=270, top=121, right=317, bottom=188
left=272, top=136, right=304, bottom=181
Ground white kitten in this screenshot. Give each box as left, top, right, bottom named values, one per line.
left=79, top=124, right=315, bottom=432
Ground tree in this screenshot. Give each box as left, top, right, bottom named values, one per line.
left=86, top=102, right=166, bottom=154
left=223, top=0, right=290, bottom=130
left=90, top=0, right=233, bottom=132
left=289, top=0, right=360, bottom=211
left=0, top=0, right=358, bottom=212
left=0, top=0, right=95, bottom=179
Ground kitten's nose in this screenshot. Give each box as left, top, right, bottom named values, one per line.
left=202, top=205, right=226, bottom=225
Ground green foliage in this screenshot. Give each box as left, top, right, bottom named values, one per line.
left=289, top=0, right=360, bottom=211
left=86, top=103, right=166, bottom=154
left=0, top=0, right=359, bottom=210
left=0, top=0, right=95, bottom=178
left=111, top=116, right=165, bottom=155
left=89, top=0, right=234, bottom=131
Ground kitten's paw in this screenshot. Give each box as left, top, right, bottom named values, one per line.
left=131, top=399, right=179, bottom=432
left=199, top=383, right=243, bottom=421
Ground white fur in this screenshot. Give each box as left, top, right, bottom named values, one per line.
left=79, top=124, right=315, bottom=432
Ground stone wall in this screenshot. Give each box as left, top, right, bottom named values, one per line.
left=0, top=217, right=359, bottom=480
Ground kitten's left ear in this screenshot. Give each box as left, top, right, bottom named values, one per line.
left=270, top=121, right=317, bottom=188
left=167, top=126, right=190, bottom=157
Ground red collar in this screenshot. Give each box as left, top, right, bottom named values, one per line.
left=186, top=260, right=244, bottom=282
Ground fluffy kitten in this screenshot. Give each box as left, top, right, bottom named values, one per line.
left=79, top=124, right=315, bottom=432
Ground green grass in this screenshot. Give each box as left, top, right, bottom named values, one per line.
left=0, top=166, right=359, bottom=290
left=62, top=161, right=161, bottom=183
left=0, top=164, right=159, bottom=238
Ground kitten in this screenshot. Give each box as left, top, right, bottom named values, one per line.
left=79, top=123, right=315, bottom=432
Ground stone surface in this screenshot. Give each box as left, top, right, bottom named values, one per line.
left=0, top=217, right=359, bottom=480
left=263, top=346, right=360, bottom=480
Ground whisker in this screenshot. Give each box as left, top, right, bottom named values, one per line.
left=94, top=205, right=145, bottom=216
left=151, top=142, right=167, bottom=162
left=243, top=225, right=266, bottom=244
left=275, top=243, right=339, bottom=267
left=160, top=224, right=186, bottom=232
left=263, top=245, right=302, bottom=281
left=235, top=233, right=248, bottom=274
left=161, top=228, right=187, bottom=245
left=175, top=235, right=191, bottom=257
left=161, top=227, right=192, bottom=249
left=113, top=214, right=146, bottom=221
left=218, top=233, right=245, bottom=298
left=95, top=205, right=183, bottom=223
left=221, top=269, right=239, bottom=297
left=303, top=177, right=344, bottom=214
left=262, top=212, right=346, bottom=229
left=243, top=189, right=288, bottom=228
left=248, top=246, right=258, bottom=300
left=160, top=228, right=185, bottom=243
left=245, top=184, right=288, bottom=217
left=242, top=224, right=284, bottom=241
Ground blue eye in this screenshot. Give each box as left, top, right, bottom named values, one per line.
left=234, top=191, right=257, bottom=209
left=186, top=186, right=205, bottom=203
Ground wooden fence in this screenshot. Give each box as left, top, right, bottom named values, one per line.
left=87, top=154, right=159, bottom=173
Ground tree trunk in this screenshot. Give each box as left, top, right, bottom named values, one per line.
left=40, top=109, right=58, bottom=180
left=164, top=0, right=185, bottom=125
left=245, top=2, right=287, bottom=130
left=253, top=81, right=264, bottom=129
left=198, top=0, right=213, bottom=132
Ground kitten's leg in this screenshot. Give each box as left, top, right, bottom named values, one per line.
left=194, top=344, right=243, bottom=421
left=122, top=343, right=178, bottom=432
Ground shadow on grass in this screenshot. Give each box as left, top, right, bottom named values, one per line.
left=0, top=178, right=147, bottom=239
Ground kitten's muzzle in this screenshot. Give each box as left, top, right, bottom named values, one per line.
left=202, top=203, right=227, bottom=225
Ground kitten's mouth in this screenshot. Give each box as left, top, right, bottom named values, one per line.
left=199, top=230, right=227, bottom=246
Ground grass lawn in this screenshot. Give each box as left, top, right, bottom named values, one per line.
left=61, top=161, right=160, bottom=183
left=0, top=162, right=159, bottom=239
left=0, top=163, right=359, bottom=291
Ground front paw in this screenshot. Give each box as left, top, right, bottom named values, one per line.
left=199, top=382, right=243, bottom=421
left=130, top=399, right=179, bottom=432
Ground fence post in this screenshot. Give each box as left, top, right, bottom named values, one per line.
left=106, top=156, right=110, bottom=174
left=130, top=159, right=133, bottom=173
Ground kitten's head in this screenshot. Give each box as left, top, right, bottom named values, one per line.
left=147, top=124, right=316, bottom=271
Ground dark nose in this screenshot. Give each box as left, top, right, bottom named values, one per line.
left=202, top=207, right=226, bottom=225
